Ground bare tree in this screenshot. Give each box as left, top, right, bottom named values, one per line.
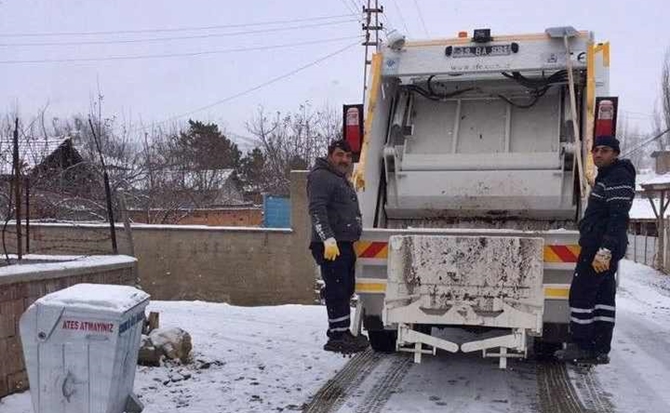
left=129, top=119, right=245, bottom=224
left=0, top=101, right=148, bottom=224
left=660, top=48, right=670, bottom=149
left=245, top=103, right=341, bottom=196
left=620, top=48, right=670, bottom=171
left=618, top=114, right=648, bottom=169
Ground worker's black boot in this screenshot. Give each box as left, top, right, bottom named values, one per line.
left=343, top=331, right=369, bottom=350
left=324, top=331, right=368, bottom=354
left=593, top=352, right=610, bottom=365
left=554, top=344, right=595, bottom=362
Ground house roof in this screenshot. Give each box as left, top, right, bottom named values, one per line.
left=635, top=170, right=668, bottom=192
left=630, top=198, right=669, bottom=220
left=0, top=136, right=69, bottom=175
left=639, top=173, right=670, bottom=191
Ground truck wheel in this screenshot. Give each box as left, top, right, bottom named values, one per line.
left=368, top=330, right=397, bottom=353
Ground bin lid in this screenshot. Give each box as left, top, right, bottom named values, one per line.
left=39, top=283, right=150, bottom=313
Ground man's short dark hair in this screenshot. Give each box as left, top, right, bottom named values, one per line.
left=328, top=139, right=353, bottom=155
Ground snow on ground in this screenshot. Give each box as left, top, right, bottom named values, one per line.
left=587, top=260, right=670, bottom=413
left=0, top=302, right=349, bottom=413
left=2, top=260, right=670, bottom=412
left=0, top=255, right=136, bottom=278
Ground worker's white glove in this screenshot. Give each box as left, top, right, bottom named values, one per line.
left=323, top=238, right=340, bottom=261
left=592, top=248, right=612, bottom=273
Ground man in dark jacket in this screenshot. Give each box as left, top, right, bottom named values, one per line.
left=556, top=135, right=636, bottom=364
left=307, top=139, right=368, bottom=354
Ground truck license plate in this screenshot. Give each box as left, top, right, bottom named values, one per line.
left=452, top=44, right=511, bottom=58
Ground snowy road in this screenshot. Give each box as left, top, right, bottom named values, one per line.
left=587, top=260, right=670, bottom=413
left=305, top=260, right=670, bottom=413
left=1, top=260, right=670, bottom=412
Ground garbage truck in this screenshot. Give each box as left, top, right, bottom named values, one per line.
left=345, top=27, right=617, bottom=368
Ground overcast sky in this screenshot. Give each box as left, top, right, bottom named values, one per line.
left=1, top=0, right=667, bottom=147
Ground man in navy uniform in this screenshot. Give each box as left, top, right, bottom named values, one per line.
left=556, top=135, right=636, bottom=364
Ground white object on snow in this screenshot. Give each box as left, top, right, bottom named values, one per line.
left=19, top=283, right=150, bottom=413
left=148, top=327, right=192, bottom=363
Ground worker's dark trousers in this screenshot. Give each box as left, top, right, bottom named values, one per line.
left=569, top=248, right=619, bottom=355
left=310, top=242, right=356, bottom=338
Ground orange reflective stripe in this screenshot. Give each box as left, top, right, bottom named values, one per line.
left=544, top=245, right=580, bottom=263
left=356, top=241, right=580, bottom=263
left=355, top=241, right=388, bottom=258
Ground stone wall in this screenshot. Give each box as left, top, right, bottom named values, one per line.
left=4, top=171, right=314, bottom=306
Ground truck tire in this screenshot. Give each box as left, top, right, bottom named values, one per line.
left=368, top=330, right=397, bottom=353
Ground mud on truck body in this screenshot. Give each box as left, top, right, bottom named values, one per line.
left=348, top=27, right=615, bottom=368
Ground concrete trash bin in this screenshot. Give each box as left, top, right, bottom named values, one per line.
left=19, top=283, right=150, bottom=413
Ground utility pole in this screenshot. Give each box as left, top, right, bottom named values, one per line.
left=12, top=117, right=23, bottom=261
left=362, top=0, right=384, bottom=103
left=12, top=118, right=22, bottom=260
left=89, top=118, right=118, bottom=254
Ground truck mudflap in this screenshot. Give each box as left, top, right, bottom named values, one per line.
left=384, top=235, right=545, bottom=368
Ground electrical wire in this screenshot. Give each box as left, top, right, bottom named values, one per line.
left=495, top=87, right=550, bottom=109
left=406, top=70, right=564, bottom=108
left=132, top=40, right=361, bottom=133
left=620, top=110, right=655, bottom=119
left=623, top=110, right=654, bottom=117
left=621, top=127, right=670, bottom=157
left=349, top=0, right=364, bottom=14
left=1, top=19, right=358, bottom=48
left=405, top=76, right=474, bottom=101
left=496, top=70, right=566, bottom=108
left=0, top=35, right=361, bottom=64
left=390, top=0, right=411, bottom=37
left=0, top=14, right=356, bottom=37
left=500, top=70, right=567, bottom=89
left=412, top=0, right=430, bottom=37
left=337, top=0, right=359, bottom=16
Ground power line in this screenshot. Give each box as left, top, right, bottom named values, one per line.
left=1, top=19, right=358, bottom=47
left=390, top=0, right=411, bottom=36
left=379, top=10, right=390, bottom=25
left=621, top=127, right=670, bottom=157
left=338, top=0, right=359, bottom=15
left=133, top=40, right=361, bottom=133
left=621, top=110, right=655, bottom=119
left=0, top=14, right=355, bottom=37
left=350, top=0, right=367, bottom=14
left=412, top=0, right=430, bottom=37
left=0, top=36, right=361, bottom=64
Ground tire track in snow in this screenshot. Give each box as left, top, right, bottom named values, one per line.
left=567, top=365, right=616, bottom=413
left=538, top=360, right=615, bottom=413
left=537, top=361, right=584, bottom=413
left=352, top=354, right=412, bottom=413
left=303, top=349, right=383, bottom=413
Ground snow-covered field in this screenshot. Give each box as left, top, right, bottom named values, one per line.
left=0, top=302, right=349, bottom=413
left=2, top=259, right=670, bottom=412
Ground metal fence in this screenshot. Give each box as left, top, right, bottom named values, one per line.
left=627, top=219, right=670, bottom=273
left=627, top=233, right=658, bottom=267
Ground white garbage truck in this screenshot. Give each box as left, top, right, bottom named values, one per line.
left=346, top=27, right=616, bottom=368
